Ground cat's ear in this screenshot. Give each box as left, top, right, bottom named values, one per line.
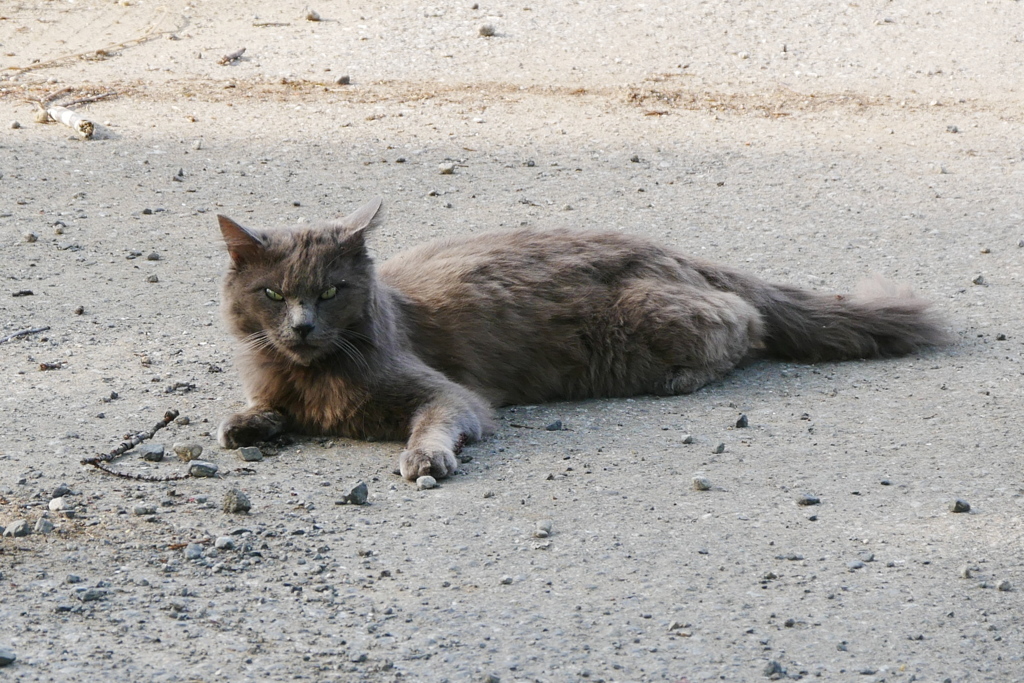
left=334, top=198, right=383, bottom=243
left=218, top=215, right=266, bottom=266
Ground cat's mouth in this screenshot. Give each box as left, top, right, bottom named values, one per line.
left=279, top=340, right=325, bottom=365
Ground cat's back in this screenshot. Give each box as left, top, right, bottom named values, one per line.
left=378, top=227, right=698, bottom=295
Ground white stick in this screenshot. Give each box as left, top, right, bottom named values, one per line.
left=46, top=105, right=94, bottom=139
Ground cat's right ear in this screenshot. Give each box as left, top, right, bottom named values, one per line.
left=335, top=198, right=384, bottom=241
left=218, top=215, right=266, bottom=266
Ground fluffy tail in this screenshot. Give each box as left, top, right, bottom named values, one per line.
left=701, top=268, right=952, bottom=362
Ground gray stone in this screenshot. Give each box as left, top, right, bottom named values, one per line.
left=48, top=497, right=68, bottom=512
left=997, top=580, right=1012, bottom=592
left=692, top=475, right=712, bottom=491
left=950, top=499, right=971, bottom=513
left=138, top=443, right=164, bottom=462
left=712, top=443, right=725, bottom=454
left=52, top=483, right=71, bottom=498
left=847, top=560, right=866, bottom=570
left=735, top=413, right=749, bottom=428
left=545, top=420, right=563, bottom=431
left=2, top=519, right=29, bottom=537
left=223, top=488, right=251, bottom=513
left=66, top=574, right=82, bottom=584
left=797, top=494, right=821, bottom=506
left=77, top=588, right=107, bottom=602
left=681, top=433, right=694, bottom=444
left=34, top=518, right=54, bottom=534
left=763, top=660, right=785, bottom=677
left=132, top=504, right=157, bottom=516
left=189, top=460, right=219, bottom=478
left=416, top=475, right=437, bottom=490
left=238, top=446, right=264, bottom=462
left=341, top=481, right=369, bottom=505
left=438, top=162, right=456, bottom=175
left=0, top=647, right=15, bottom=666
left=479, top=24, right=496, bottom=36
left=184, top=543, right=203, bottom=560
left=214, top=536, right=235, bottom=550
left=172, top=442, right=203, bottom=462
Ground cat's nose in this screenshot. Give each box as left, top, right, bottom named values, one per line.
left=292, top=322, right=315, bottom=339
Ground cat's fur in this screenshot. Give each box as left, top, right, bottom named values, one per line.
left=217, top=198, right=950, bottom=480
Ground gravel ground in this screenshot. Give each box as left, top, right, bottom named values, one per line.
left=2, top=1, right=1023, bottom=681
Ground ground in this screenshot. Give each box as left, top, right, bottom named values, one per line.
left=1, top=1, right=1023, bottom=681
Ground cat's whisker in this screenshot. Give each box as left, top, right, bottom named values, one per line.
left=240, top=330, right=275, bottom=354
left=330, top=336, right=371, bottom=375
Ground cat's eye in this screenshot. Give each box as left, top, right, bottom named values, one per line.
left=265, top=288, right=284, bottom=302
left=319, top=286, right=337, bottom=300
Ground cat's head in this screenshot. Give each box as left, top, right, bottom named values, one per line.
left=218, top=198, right=383, bottom=367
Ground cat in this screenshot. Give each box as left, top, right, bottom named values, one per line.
left=216, top=198, right=950, bottom=481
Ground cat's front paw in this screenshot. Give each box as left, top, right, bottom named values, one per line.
left=399, top=447, right=458, bottom=481
left=218, top=410, right=286, bottom=449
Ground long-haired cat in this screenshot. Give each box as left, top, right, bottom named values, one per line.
left=217, top=198, right=950, bottom=481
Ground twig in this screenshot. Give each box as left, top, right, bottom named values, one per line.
left=81, top=409, right=193, bottom=481
left=218, top=47, right=246, bottom=65
left=0, top=326, right=49, bottom=344
left=253, top=21, right=291, bottom=27
left=60, top=91, right=116, bottom=108
left=4, top=15, right=187, bottom=75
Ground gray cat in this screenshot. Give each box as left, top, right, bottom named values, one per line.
left=217, top=198, right=950, bottom=480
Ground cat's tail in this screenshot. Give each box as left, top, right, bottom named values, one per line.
left=703, top=267, right=953, bottom=362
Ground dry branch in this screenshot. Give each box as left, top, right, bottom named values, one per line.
left=0, top=326, right=49, bottom=344
left=81, top=409, right=194, bottom=481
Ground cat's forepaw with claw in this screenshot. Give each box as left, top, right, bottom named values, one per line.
left=218, top=410, right=286, bottom=449
left=399, top=447, right=458, bottom=480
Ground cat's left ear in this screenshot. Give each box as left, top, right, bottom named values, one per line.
left=333, top=197, right=383, bottom=246
left=218, top=215, right=266, bottom=266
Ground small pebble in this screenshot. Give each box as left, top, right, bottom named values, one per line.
left=146, top=252, right=160, bottom=261
left=438, top=162, right=456, bottom=175
left=184, top=543, right=203, bottom=560
left=9, top=120, right=21, bottom=129
left=146, top=274, right=159, bottom=283
left=172, top=442, right=204, bottom=462
left=0, top=647, right=16, bottom=666
left=304, top=8, right=321, bottom=21
left=960, top=565, right=973, bottom=579
left=174, top=415, right=190, bottom=426
left=797, top=494, right=821, bottom=506
left=484, top=675, right=500, bottom=683
left=847, top=560, right=865, bottom=570
left=238, top=446, right=264, bottom=462
left=997, top=580, right=1012, bottom=592
left=479, top=24, right=496, bottom=36
left=858, top=552, right=875, bottom=563
left=214, top=536, right=235, bottom=550
left=341, top=481, right=369, bottom=505
left=680, top=433, right=694, bottom=444
left=950, top=498, right=971, bottom=513
left=735, top=414, right=748, bottom=428
left=2, top=519, right=29, bottom=537
left=416, top=475, right=437, bottom=490
left=499, top=576, right=513, bottom=585
left=533, top=519, right=553, bottom=538
left=66, top=574, right=82, bottom=584
left=138, top=443, right=164, bottom=462
left=133, top=504, right=157, bottom=516
left=34, top=518, right=54, bottom=534
left=189, top=460, right=219, bottom=478
left=971, top=274, right=986, bottom=286
left=23, top=232, right=38, bottom=243
left=53, top=483, right=71, bottom=497
left=49, top=497, right=68, bottom=512
left=545, top=420, right=563, bottom=431
left=692, top=475, right=712, bottom=491
left=763, top=660, right=785, bottom=677
left=74, top=305, right=85, bottom=315
left=222, top=488, right=251, bottom=513
left=335, top=75, right=351, bottom=85
left=712, top=443, right=725, bottom=454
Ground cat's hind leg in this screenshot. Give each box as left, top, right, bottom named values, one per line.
left=218, top=408, right=287, bottom=448
left=614, top=281, right=765, bottom=396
